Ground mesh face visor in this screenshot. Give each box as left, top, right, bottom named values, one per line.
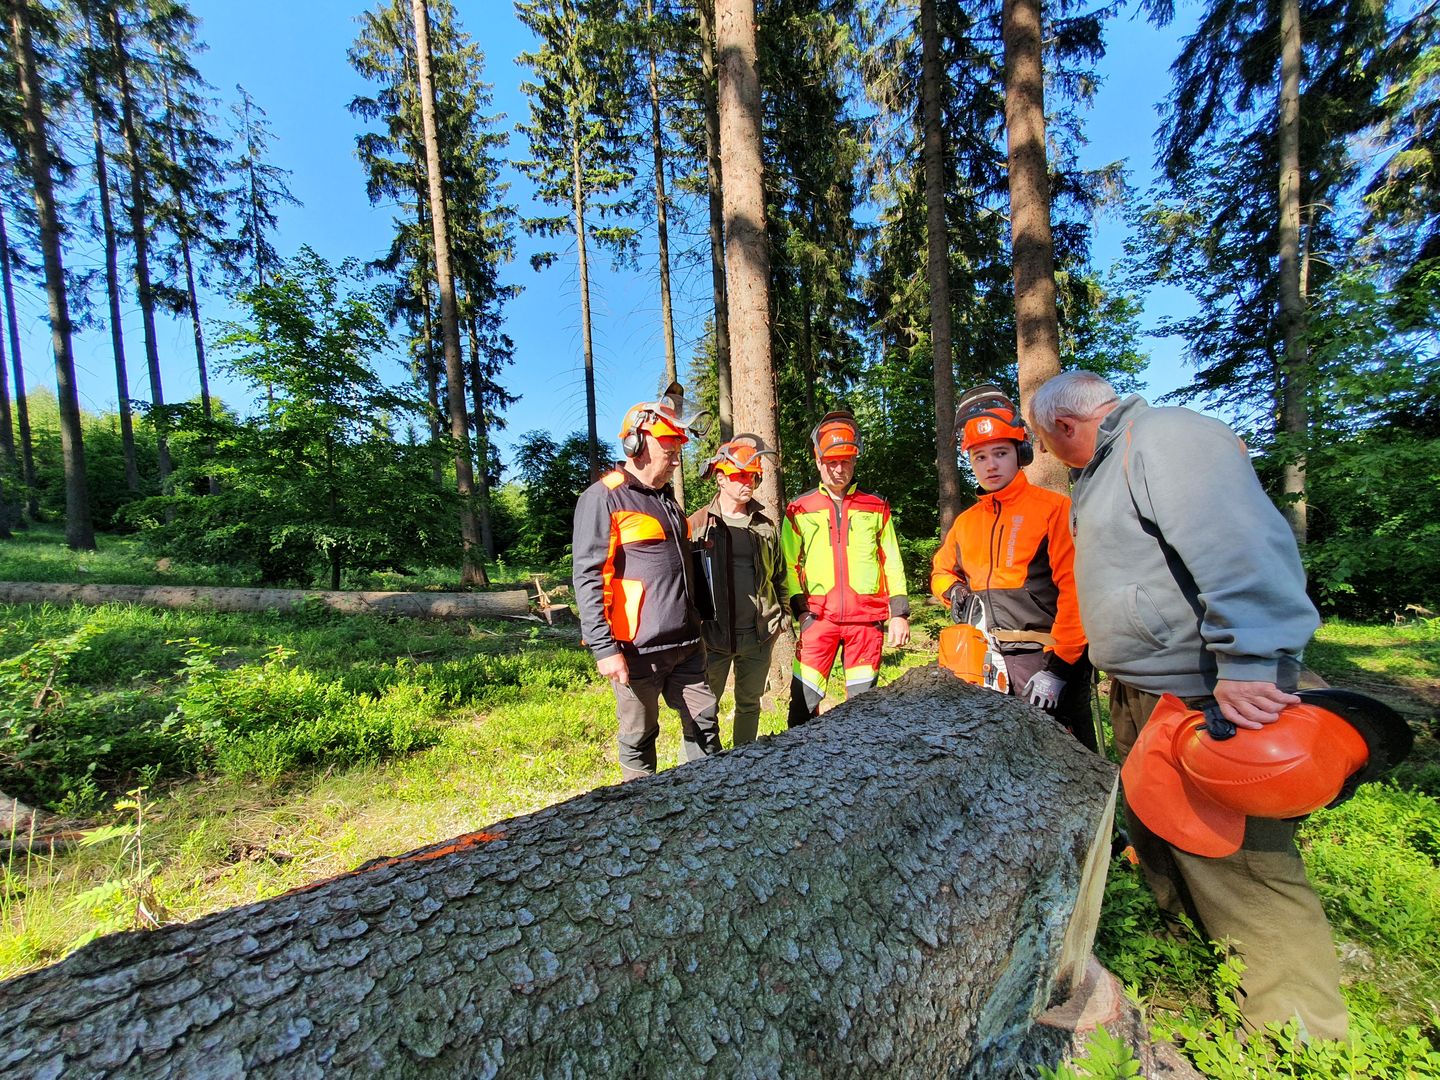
left=703, top=435, right=777, bottom=479
left=623, top=381, right=714, bottom=442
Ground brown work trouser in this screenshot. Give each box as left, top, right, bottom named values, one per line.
left=1110, top=679, right=1349, bottom=1041
left=614, top=642, right=721, bottom=779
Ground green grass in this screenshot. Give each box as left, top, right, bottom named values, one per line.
left=0, top=531, right=1436, bottom=1079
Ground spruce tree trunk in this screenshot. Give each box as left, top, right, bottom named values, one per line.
left=572, top=134, right=601, bottom=479
left=89, top=96, right=140, bottom=492
left=466, top=316, right=495, bottom=560
left=420, top=273, right=443, bottom=489
left=717, top=0, right=780, bottom=514
left=1277, top=0, right=1307, bottom=544
left=921, top=0, right=961, bottom=533
left=647, top=2, right=683, bottom=508
left=0, top=205, right=36, bottom=522
left=178, top=232, right=219, bottom=495
left=160, top=77, right=219, bottom=497
left=0, top=667, right=1117, bottom=1077
left=717, top=0, right=791, bottom=705
left=699, top=0, right=733, bottom=440
left=109, top=10, right=171, bottom=498
left=10, top=0, right=93, bottom=549
left=410, top=0, right=486, bottom=587
left=1002, top=0, right=1067, bottom=494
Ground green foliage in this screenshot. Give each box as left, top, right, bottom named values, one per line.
left=172, top=643, right=439, bottom=783
left=504, top=429, right=592, bottom=564
left=125, top=249, right=458, bottom=587
left=1301, top=265, right=1440, bottom=617
left=1039, top=1026, right=1142, bottom=1079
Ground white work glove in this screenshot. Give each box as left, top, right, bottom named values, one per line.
left=1024, top=670, right=1066, bottom=712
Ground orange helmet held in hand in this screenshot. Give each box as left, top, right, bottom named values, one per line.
left=702, top=434, right=777, bottom=480
left=811, top=411, right=862, bottom=462
left=955, top=383, right=1033, bottom=465
left=1122, top=688, right=1412, bottom=857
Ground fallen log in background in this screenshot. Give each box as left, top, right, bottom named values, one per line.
left=0, top=582, right=530, bottom=619
left=0, top=665, right=1117, bottom=1078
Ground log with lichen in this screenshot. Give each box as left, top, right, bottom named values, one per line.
left=0, top=665, right=1117, bottom=1078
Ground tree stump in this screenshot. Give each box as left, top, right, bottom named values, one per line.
left=0, top=666, right=1117, bottom=1078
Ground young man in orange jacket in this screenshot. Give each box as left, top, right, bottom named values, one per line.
left=782, top=411, right=910, bottom=727
left=930, top=385, right=1094, bottom=749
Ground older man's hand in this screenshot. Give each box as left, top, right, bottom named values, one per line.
left=596, top=652, right=630, bottom=686
left=1213, top=679, right=1301, bottom=729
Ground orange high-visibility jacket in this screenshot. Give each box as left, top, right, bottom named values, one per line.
left=930, top=471, right=1086, bottom=665
left=782, top=484, right=909, bottom=624
left=572, top=467, right=703, bottom=660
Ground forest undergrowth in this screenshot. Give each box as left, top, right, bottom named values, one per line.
left=0, top=535, right=1436, bottom=1078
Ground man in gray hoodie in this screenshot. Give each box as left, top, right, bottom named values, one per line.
left=1028, top=370, right=1346, bottom=1041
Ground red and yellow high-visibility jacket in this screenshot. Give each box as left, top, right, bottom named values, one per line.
left=572, top=467, right=704, bottom=660
left=929, top=470, right=1086, bottom=665
left=782, top=484, right=909, bottom=624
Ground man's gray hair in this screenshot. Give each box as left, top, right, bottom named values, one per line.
left=1027, top=371, right=1119, bottom=432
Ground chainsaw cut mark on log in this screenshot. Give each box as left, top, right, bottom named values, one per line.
left=0, top=666, right=1116, bottom=1078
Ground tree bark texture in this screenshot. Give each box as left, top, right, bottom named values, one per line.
left=699, top=0, right=733, bottom=442
left=717, top=0, right=781, bottom=519
left=410, top=0, right=487, bottom=587
left=717, top=0, right=791, bottom=697
left=1277, top=0, right=1308, bottom=544
left=0, top=582, right=529, bottom=619
left=0, top=667, right=1117, bottom=1078
left=11, top=0, right=94, bottom=549
left=1001, top=0, right=1067, bottom=495
left=920, top=0, right=962, bottom=534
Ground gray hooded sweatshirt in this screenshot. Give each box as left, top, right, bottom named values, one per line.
left=1069, top=395, right=1318, bottom=697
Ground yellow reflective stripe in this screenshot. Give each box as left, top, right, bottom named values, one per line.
left=843, top=664, right=877, bottom=684
left=792, top=659, right=829, bottom=693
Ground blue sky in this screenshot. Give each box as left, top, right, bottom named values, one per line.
left=18, top=1, right=1200, bottom=468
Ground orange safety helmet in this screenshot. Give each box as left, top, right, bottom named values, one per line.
left=811, top=410, right=862, bottom=462
left=1122, top=688, right=1412, bottom=857
left=702, top=434, right=777, bottom=480
left=618, top=381, right=711, bottom=457
left=955, top=384, right=1033, bottom=465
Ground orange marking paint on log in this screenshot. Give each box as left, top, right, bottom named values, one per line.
left=280, top=829, right=505, bottom=897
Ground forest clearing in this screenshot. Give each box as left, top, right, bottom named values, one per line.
left=0, top=529, right=1437, bottom=1076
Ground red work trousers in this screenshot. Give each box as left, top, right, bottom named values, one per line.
left=787, top=617, right=883, bottom=727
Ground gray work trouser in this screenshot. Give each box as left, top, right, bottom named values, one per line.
left=705, top=630, right=774, bottom=747
left=613, top=641, right=721, bottom=779
left=1110, top=679, right=1348, bottom=1041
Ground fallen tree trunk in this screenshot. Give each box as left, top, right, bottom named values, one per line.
left=0, top=666, right=1117, bottom=1078
left=0, top=582, right=530, bottom=619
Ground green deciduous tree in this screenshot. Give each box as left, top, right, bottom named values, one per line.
left=129, top=248, right=453, bottom=589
